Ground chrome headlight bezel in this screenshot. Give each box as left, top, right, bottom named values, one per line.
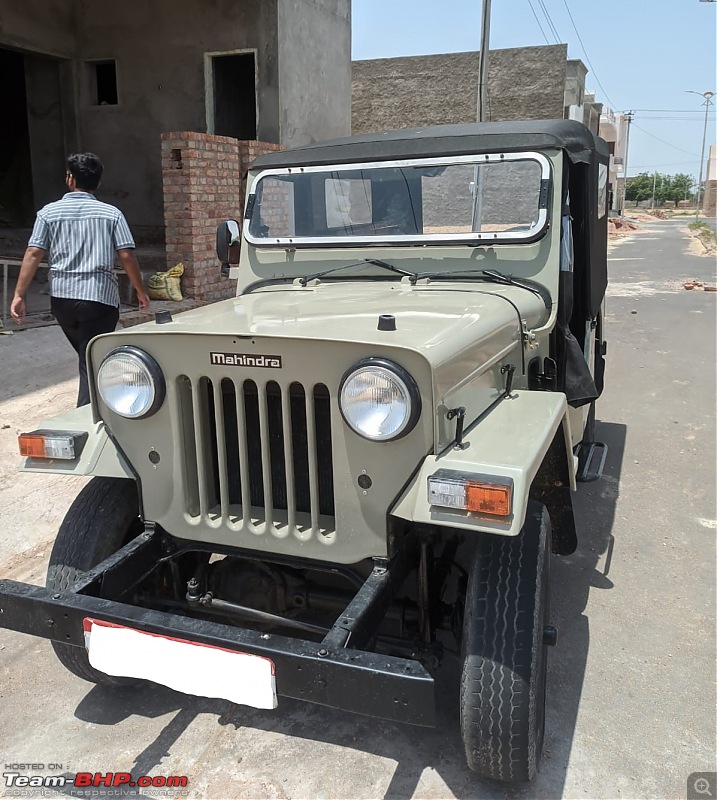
left=339, top=357, right=421, bottom=442
left=97, top=346, right=165, bottom=420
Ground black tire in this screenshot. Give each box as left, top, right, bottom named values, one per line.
left=460, top=501, right=551, bottom=783
left=46, top=476, right=143, bottom=686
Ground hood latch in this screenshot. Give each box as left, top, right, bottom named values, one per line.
left=446, top=406, right=467, bottom=450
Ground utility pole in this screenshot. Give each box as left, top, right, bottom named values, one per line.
left=687, top=90, right=716, bottom=222
left=621, top=111, right=634, bottom=214
left=652, top=171, right=657, bottom=209
left=476, top=0, right=492, bottom=122
left=472, top=0, right=492, bottom=231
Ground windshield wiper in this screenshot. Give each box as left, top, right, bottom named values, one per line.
left=299, top=258, right=417, bottom=286
left=408, top=268, right=550, bottom=307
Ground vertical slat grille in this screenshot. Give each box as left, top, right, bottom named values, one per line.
left=313, top=384, right=335, bottom=517
left=266, top=381, right=288, bottom=511
left=177, top=375, right=335, bottom=533
left=289, top=382, right=311, bottom=514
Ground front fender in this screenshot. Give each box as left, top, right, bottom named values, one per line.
left=391, top=390, right=574, bottom=536
left=19, top=405, right=133, bottom=478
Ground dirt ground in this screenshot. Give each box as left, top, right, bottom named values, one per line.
left=0, top=326, right=86, bottom=567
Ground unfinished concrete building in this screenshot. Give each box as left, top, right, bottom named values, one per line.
left=0, top=0, right=351, bottom=238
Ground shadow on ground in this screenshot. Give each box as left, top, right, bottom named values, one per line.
left=58, top=419, right=626, bottom=800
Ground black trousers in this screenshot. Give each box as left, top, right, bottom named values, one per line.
left=51, top=297, right=119, bottom=407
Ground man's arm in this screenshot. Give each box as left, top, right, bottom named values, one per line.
left=116, top=248, right=150, bottom=310
left=10, top=247, right=46, bottom=324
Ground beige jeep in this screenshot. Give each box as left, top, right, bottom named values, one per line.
left=1, top=120, right=609, bottom=783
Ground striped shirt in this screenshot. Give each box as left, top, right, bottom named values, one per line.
left=28, top=192, right=135, bottom=307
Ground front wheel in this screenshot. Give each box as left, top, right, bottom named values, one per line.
left=460, top=501, right=551, bottom=782
left=46, top=476, right=143, bottom=686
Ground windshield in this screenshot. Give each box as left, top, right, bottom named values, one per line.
left=245, top=152, right=550, bottom=247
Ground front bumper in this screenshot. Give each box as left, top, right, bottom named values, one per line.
left=0, top=531, right=434, bottom=727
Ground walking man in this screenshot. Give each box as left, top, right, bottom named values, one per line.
left=10, top=153, right=150, bottom=406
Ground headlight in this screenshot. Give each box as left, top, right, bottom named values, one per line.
left=339, top=358, right=421, bottom=441
left=97, top=346, right=165, bottom=419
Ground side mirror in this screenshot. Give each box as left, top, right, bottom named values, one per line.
left=216, top=219, right=241, bottom=276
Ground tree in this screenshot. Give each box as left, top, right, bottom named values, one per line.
left=627, top=172, right=696, bottom=207
left=625, top=173, right=653, bottom=205
left=663, top=173, right=694, bottom=206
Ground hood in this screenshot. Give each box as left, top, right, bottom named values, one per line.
left=126, top=281, right=549, bottom=372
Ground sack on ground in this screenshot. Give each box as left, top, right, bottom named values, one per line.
left=147, top=263, right=184, bottom=302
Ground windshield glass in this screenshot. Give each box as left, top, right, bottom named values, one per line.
left=245, top=152, right=550, bottom=247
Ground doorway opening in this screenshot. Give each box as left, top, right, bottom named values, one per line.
left=208, top=51, right=257, bottom=140
left=0, top=48, right=34, bottom=226
left=0, top=47, right=68, bottom=231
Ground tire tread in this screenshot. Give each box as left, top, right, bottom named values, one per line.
left=460, top=501, right=550, bottom=782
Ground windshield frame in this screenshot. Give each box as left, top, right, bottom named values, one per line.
left=243, top=151, right=553, bottom=249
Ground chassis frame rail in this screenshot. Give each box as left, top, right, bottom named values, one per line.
left=0, top=529, right=434, bottom=727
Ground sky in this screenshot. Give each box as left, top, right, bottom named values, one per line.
left=352, top=0, right=717, bottom=182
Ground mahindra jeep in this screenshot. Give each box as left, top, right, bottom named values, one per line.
left=1, top=120, right=609, bottom=783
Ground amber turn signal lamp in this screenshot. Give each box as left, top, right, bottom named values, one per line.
left=465, top=482, right=512, bottom=516
left=18, top=430, right=87, bottom=460
left=427, top=469, right=513, bottom=518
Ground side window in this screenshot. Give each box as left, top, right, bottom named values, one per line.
left=325, top=178, right=372, bottom=229
left=251, top=178, right=295, bottom=238
left=421, top=162, right=542, bottom=234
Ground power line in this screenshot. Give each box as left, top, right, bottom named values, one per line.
left=526, top=0, right=551, bottom=44
left=632, top=108, right=717, bottom=113
left=536, top=0, right=561, bottom=43
left=631, top=122, right=701, bottom=156
left=629, top=160, right=698, bottom=169
left=561, top=0, right=619, bottom=109
left=637, top=116, right=717, bottom=121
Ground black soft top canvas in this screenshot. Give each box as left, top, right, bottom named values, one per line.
left=252, top=119, right=610, bottom=383
left=251, top=119, right=610, bottom=170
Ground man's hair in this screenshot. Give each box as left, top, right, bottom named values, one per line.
left=67, top=153, right=103, bottom=192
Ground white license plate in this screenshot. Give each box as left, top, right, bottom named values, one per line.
left=83, top=618, right=277, bottom=709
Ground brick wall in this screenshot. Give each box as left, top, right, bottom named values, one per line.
left=352, top=45, right=568, bottom=135
left=161, top=132, right=283, bottom=303
left=237, top=140, right=284, bottom=208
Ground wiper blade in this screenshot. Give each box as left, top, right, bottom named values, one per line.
left=478, top=270, right=550, bottom=307
left=299, top=258, right=416, bottom=286
left=364, top=258, right=418, bottom=279
left=408, top=267, right=549, bottom=305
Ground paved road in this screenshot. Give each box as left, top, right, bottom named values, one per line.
left=0, top=220, right=714, bottom=799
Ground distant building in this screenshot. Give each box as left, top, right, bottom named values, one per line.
left=0, top=0, right=351, bottom=236
left=599, top=108, right=631, bottom=213
left=352, top=45, right=602, bottom=136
